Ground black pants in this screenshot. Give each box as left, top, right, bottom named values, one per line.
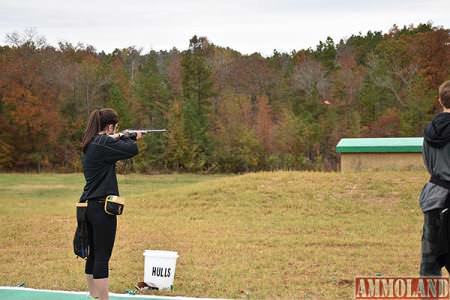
left=420, top=209, right=443, bottom=276
left=85, top=201, right=117, bottom=279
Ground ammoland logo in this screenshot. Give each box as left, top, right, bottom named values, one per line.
left=355, top=277, right=449, bottom=299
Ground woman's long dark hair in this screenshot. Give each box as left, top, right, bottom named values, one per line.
left=81, top=108, right=119, bottom=153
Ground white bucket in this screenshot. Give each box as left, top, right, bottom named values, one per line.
left=143, top=250, right=179, bottom=290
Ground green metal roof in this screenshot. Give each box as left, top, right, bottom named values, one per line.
left=336, top=137, right=423, bottom=153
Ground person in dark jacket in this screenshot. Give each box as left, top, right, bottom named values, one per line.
left=420, top=80, right=450, bottom=276
left=80, top=108, right=141, bottom=300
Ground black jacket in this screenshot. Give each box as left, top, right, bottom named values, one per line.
left=420, top=112, right=450, bottom=212
left=424, top=112, right=450, bottom=148
left=79, top=134, right=139, bottom=202
left=423, top=112, right=450, bottom=271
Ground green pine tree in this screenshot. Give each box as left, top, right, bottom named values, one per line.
left=164, top=100, right=190, bottom=171
left=180, top=36, right=215, bottom=171
left=134, top=52, right=171, bottom=127
left=106, top=84, right=133, bottom=128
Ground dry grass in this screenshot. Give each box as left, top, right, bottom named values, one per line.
left=0, top=171, right=430, bottom=299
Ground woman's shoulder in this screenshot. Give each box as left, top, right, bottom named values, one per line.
left=91, top=134, right=116, bottom=145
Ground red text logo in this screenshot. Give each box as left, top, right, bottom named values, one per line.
left=355, top=277, right=449, bottom=299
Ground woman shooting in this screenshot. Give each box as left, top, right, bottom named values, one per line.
left=79, top=108, right=142, bottom=300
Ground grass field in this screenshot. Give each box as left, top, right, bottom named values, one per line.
left=0, top=171, right=432, bottom=299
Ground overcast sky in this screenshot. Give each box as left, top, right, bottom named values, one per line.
left=1, top=0, right=449, bottom=56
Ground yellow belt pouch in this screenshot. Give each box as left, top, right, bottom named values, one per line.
left=104, top=195, right=125, bottom=215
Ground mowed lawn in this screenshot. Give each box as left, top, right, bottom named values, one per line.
left=0, top=171, right=430, bottom=299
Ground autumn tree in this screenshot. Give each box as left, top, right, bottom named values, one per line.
left=254, top=95, right=275, bottom=168
left=213, top=93, right=261, bottom=172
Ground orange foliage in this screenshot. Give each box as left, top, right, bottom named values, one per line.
left=255, top=95, right=274, bottom=152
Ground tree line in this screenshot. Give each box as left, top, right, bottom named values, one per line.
left=0, top=24, right=449, bottom=173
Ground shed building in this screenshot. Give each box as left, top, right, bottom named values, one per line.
left=336, top=137, right=423, bottom=172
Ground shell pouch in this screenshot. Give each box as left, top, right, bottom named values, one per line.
left=104, top=195, right=125, bottom=215
left=73, top=202, right=89, bottom=259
